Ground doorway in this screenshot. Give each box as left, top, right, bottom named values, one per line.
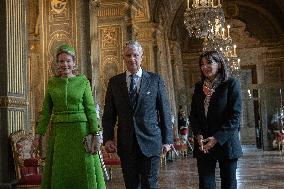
left=240, top=65, right=262, bottom=148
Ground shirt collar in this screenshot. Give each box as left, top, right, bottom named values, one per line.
left=126, top=68, right=142, bottom=78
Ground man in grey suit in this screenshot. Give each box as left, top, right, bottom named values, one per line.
left=102, top=40, right=173, bottom=189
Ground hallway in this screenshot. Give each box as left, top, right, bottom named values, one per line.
left=106, top=146, right=284, bottom=189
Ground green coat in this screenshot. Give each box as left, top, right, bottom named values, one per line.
left=36, top=74, right=106, bottom=189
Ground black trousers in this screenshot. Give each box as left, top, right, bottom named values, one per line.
left=197, top=156, right=238, bottom=189
left=119, top=137, right=160, bottom=189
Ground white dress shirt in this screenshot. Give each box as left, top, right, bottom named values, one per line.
left=126, top=68, right=142, bottom=93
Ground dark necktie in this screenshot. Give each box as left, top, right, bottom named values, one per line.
left=129, top=75, right=138, bottom=107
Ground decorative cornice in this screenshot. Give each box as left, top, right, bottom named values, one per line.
left=97, top=3, right=128, bottom=18
left=182, top=52, right=201, bottom=60
left=90, top=0, right=101, bottom=8
left=0, top=96, right=28, bottom=108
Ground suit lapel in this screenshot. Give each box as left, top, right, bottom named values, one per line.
left=135, top=71, right=150, bottom=112
left=206, top=82, right=223, bottom=117
left=197, top=84, right=207, bottom=120
left=117, top=72, right=132, bottom=108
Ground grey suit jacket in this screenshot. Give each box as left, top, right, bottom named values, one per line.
left=102, top=70, right=173, bottom=157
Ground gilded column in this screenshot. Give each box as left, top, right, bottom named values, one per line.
left=153, top=24, right=177, bottom=116
left=170, top=41, right=187, bottom=109
left=89, top=0, right=101, bottom=104
left=134, top=0, right=154, bottom=72
left=0, top=0, right=29, bottom=186
left=182, top=52, right=201, bottom=111
left=135, top=22, right=157, bottom=72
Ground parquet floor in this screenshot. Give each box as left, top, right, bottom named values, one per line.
left=106, top=145, right=284, bottom=189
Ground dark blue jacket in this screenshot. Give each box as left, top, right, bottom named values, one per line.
left=102, top=71, right=173, bottom=157
left=190, top=77, right=243, bottom=159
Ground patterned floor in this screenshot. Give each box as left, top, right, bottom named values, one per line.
left=106, top=145, right=284, bottom=189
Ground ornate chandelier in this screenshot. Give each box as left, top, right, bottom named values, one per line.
left=184, top=0, right=226, bottom=39
left=226, top=51, right=241, bottom=77
left=202, top=23, right=241, bottom=77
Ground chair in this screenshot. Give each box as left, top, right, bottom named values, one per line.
left=160, top=144, right=179, bottom=166
left=160, top=153, right=167, bottom=167
left=179, top=128, right=188, bottom=143
left=187, top=137, right=194, bottom=152
left=101, top=147, right=121, bottom=180
left=173, top=138, right=188, bottom=157
left=274, top=130, right=284, bottom=154
left=10, top=130, right=43, bottom=189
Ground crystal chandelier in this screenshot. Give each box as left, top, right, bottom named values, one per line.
left=202, top=24, right=232, bottom=52
left=184, top=0, right=226, bottom=39
left=202, top=23, right=241, bottom=77
left=226, top=50, right=241, bottom=77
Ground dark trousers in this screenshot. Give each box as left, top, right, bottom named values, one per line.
left=120, top=138, right=160, bottom=189
left=197, top=156, right=238, bottom=189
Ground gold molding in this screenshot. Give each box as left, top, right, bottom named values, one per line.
left=42, top=0, right=78, bottom=86
left=136, top=29, right=154, bottom=43
left=134, top=0, right=149, bottom=22
left=50, top=0, right=67, bottom=15
left=8, top=109, right=25, bottom=134
left=98, top=24, right=123, bottom=107
left=0, top=96, right=28, bottom=108
left=98, top=3, right=128, bottom=17
left=49, top=0, right=69, bottom=21
left=100, top=26, right=120, bottom=49
left=135, top=22, right=158, bottom=42
left=101, top=55, right=119, bottom=91
left=7, top=0, right=25, bottom=94
left=47, top=31, right=72, bottom=76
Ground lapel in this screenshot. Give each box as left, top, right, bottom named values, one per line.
left=206, top=92, right=216, bottom=119
left=197, top=83, right=207, bottom=120
left=134, top=71, right=150, bottom=113
left=117, top=72, right=132, bottom=108
left=206, top=82, right=224, bottom=117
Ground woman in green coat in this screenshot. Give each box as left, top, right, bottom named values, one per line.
left=34, top=44, right=106, bottom=189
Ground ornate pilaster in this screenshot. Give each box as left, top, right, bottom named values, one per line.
left=182, top=52, right=201, bottom=109
left=93, top=0, right=140, bottom=106
left=182, top=52, right=201, bottom=84
left=40, top=0, right=85, bottom=88
left=170, top=41, right=187, bottom=109
left=134, top=0, right=177, bottom=117
left=157, top=27, right=176, bottom=112
left=0, top=0, right=28, bottom=186
left=89, top=0, right=101, bottom=100
left=136, top=22, right=158, bottom=72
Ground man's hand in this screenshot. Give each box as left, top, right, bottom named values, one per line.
left=105, top=140, right=117, bottom=153
left=162, top=144, right=171, bottom=155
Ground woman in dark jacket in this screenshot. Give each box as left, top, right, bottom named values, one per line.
left=190, top=51, right=242, bottom=189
